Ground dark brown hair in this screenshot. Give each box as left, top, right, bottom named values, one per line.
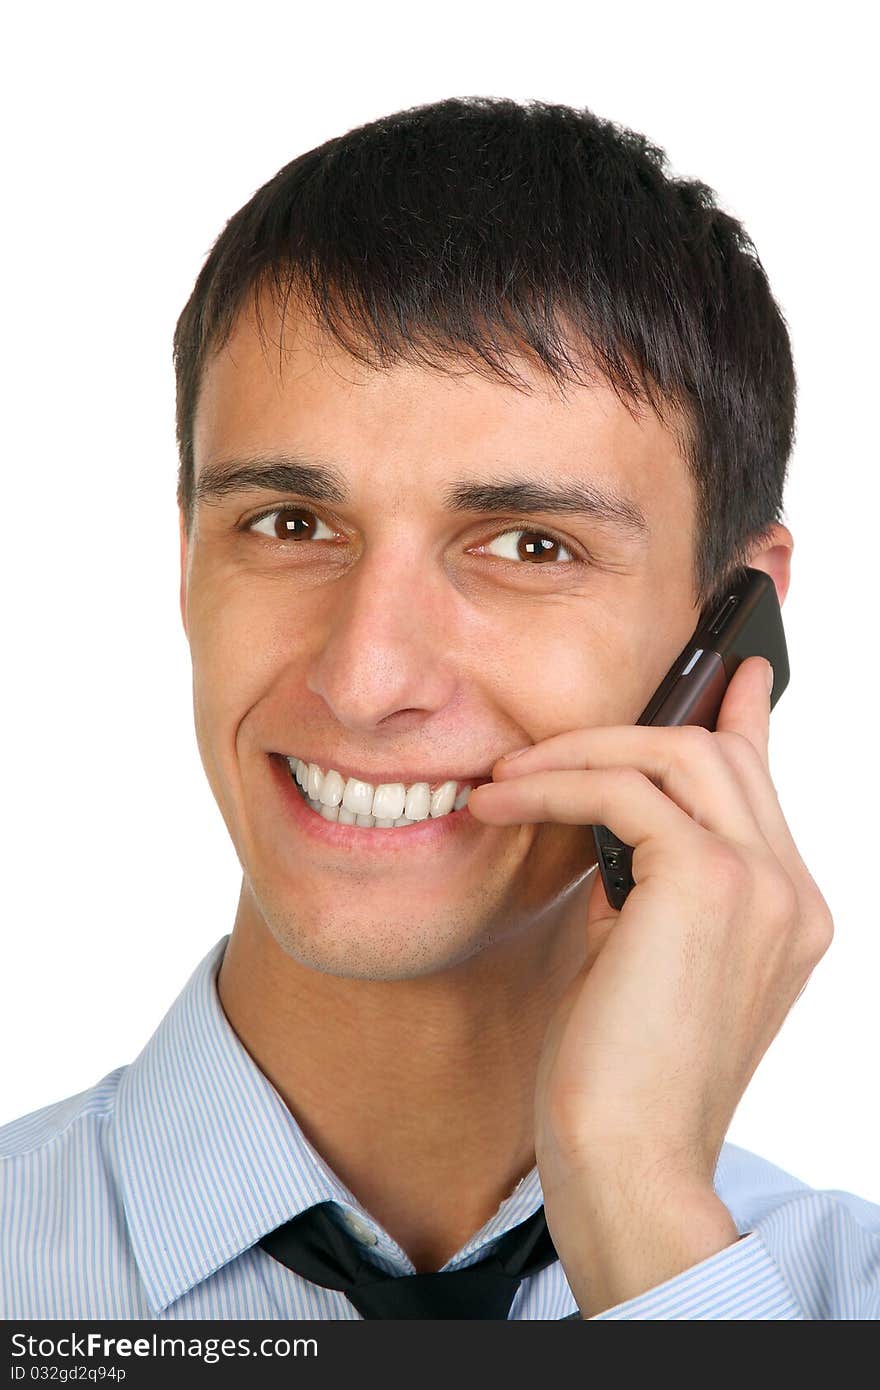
left=173, top=95, right=795, bottom=616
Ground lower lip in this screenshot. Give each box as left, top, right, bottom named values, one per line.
left=268, top=754, right=491, bottom=855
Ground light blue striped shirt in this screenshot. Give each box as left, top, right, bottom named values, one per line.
left=2, top=935, right=879, bottom=1320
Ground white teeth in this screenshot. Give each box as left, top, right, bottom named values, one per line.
left=430, top=782, right=457, bottom=817
left=403, top=783, right=431, bottom=821
left=341, top=777, right=375, bottom=816
left=318, top=769, right=345, bottom=808
left=371, top=783, right=406, bottom=820
left=287, top=757, right=471, bottom=829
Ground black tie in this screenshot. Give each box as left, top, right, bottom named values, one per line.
left=258, top=1200, right=558, bottom=1318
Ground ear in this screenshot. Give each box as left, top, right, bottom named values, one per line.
left=746, top=524, right=794, bottom=608
left=178, top=507, right=189, bottom=641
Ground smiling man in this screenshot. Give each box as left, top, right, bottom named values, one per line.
left=189, top=300, right=697, bottom=1276
left=2, top=96, right=879, bottom=1322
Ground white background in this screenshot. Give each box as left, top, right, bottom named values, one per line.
left=2, top=2, right=878, bottom=1203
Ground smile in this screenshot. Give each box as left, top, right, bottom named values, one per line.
left=285, top=757, right=488, bottom=828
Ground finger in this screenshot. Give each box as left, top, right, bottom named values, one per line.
left=708, top=728, right=825, bottom=910
left=489, top=724, right=764, bottom=849
left=468, top=766, right=709, bottom=877
left=714, top=655, right=774, bottom=768
left=695, top=656, right=817, bottom=898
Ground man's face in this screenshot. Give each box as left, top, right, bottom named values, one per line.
left=180, top=293, right=701, bottom=981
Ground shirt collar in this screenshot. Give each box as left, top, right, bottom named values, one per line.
left=115, top=936, right=368, bottom=1314
left=113, top=936, right=545, bottom=1315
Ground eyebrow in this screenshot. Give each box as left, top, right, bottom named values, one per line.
left=194, top=452, right=651, bottom=541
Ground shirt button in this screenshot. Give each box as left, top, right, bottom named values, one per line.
left=340, top=1210, right=379, bottom=1245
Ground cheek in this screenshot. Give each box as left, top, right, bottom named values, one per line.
left=494, top=617, right=648, bottom=739
left=187, top=578, right=289, bottom=750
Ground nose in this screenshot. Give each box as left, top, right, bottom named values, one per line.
left=305, top=540, right=461, bottom=733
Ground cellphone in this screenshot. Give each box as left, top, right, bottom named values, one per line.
left=592, top=566, right=789, bottom=910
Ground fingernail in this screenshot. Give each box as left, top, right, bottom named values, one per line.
left=501, top=745, right=531, bottom=761
left=765, top=660, right=774, bottom=694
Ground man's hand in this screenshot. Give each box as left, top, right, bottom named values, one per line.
left=466, top=655, right=834, bottom=1316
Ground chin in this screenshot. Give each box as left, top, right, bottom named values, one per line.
left=255, top=893, right=502, bottom=983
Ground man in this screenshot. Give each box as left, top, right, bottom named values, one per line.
left=2, top=95, right=878, bottom=1321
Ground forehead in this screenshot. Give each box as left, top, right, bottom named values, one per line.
left=192, top=289, right=695, bottom=526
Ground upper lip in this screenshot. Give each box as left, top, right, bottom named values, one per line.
left=273, top=752, right=494, bottom=787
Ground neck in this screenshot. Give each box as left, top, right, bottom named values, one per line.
left=217, top=876, right=592, bottom=1272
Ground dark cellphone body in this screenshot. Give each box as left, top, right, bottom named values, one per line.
left=592, top=567, right=789, bottom=910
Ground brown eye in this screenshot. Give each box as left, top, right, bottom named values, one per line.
left=247, top=508, right=334, bottom=542
left=482, top=528, right=577, bottom=565
left=517, top=532, right=563, bottom=563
